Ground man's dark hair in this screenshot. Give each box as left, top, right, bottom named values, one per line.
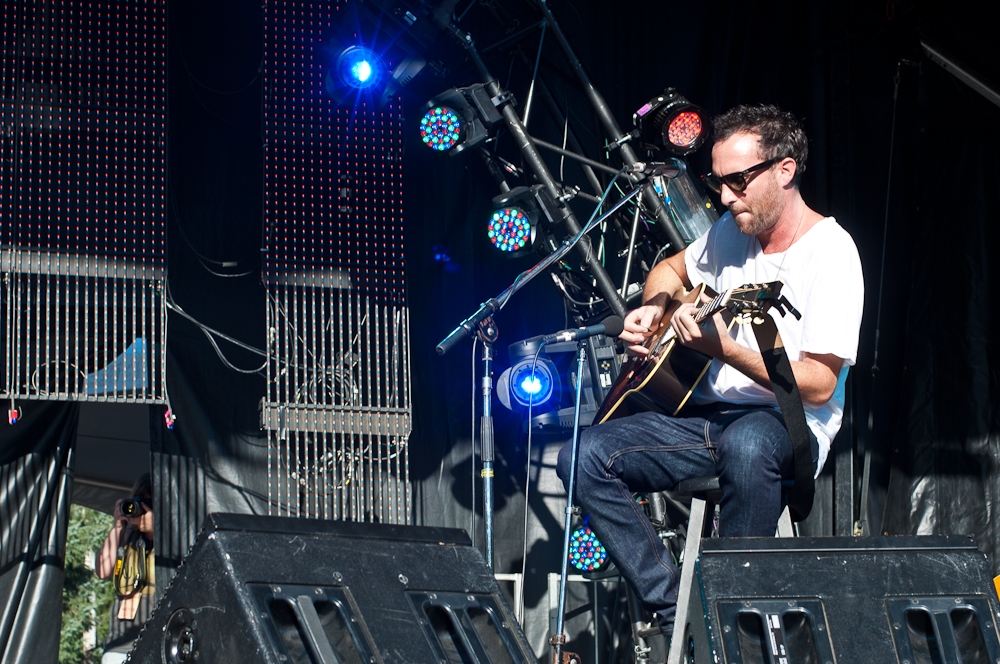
left=712, top=104, right=808, bottom=186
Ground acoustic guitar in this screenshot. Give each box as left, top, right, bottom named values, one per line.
left=594, top=282, right=783, bottom=424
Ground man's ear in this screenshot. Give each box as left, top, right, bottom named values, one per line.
left=777, top=157, right=797, bottom=187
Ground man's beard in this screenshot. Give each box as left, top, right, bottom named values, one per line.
left=730, top=179, right=783, bottom=236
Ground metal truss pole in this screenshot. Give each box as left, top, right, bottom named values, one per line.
left=448, top=24, right=628, bottom=319
left=534, top=0, right=688, bottom=252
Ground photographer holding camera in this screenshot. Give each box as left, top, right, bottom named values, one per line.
left=97, top=473, right=155, bottom=664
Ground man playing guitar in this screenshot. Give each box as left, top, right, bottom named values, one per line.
left=556, top=104, right=864, bottom=638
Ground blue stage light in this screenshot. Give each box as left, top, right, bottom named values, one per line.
left=320, top=0, right=440, bottom=109
left=508, top=360, right=554, bottom=407
left=519, top=374, right=542, bottom=395
left=351, top=59, right=373, bottom=84
left=497, top=338, right=562, bottom=414
left=336, top=46, right=382, bottom=91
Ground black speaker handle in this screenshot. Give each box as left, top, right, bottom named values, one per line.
left=296, top=595, right=342, bottom=664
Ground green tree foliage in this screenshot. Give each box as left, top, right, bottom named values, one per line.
left=60, top=505, right=116, bottom=664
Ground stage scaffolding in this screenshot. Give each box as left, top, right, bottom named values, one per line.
left=261, top=1, right=412, bottom=523
left=0, top=1, right=168, bottom=405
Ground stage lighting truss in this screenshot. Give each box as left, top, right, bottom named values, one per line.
left=420, top=84, right=505, bottom=155
left=633, top=88, right=709, bottom=156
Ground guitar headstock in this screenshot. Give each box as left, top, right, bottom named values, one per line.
left=724, top=282, right=801, bottom=324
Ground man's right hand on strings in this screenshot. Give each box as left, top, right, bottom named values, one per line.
left=620, top=304, right=664, bottom=356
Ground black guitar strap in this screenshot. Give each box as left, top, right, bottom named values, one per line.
left=749, top=313, right=814, bottom=522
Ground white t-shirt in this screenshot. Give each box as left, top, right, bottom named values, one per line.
left=683, top=212, right=864, bottom=474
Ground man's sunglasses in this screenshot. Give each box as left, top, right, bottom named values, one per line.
left=701, top=157, right=783, bottom=194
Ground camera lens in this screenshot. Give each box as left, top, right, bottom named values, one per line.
left=121, top=499, right=142, bottom=516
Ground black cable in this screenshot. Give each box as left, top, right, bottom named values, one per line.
left=858, top=61, right=906, bottom=535
left=165, top=290, right=265, bottom=357
left=518, top=343, right=546, bottom=620
left=167, top=168, right=261, bottom=275
left=871, top=63, right=903, bottom=381
left=165, top=276, right=359, bottom=381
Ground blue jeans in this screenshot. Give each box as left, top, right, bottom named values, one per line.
left=556, top=404, right=817, bottom=620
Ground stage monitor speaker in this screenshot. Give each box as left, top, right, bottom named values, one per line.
left=130, top=513, right=534, bottom=663
left=693, top=535, right=1000, bottom=664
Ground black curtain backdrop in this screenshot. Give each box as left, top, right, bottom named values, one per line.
left=149, top=0, right=270, bottom=588
left=882, top=60, right=1000, bottom=548
left=0, top=403, right=77, bottom=664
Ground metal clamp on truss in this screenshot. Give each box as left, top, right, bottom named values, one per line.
left=490, top=88, right=515, bottom=111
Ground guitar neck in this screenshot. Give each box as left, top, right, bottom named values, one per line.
left=693, top=290, right=730, bottom=323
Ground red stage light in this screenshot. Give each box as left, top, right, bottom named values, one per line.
left=667, top=111, right=704, bottom=151
left=633, top=89, right=708, bottom=156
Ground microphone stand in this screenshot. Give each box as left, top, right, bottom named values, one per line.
left=477, top=320, right=499, bottom=569
left=550, top=338, right=588, bottom=664
left=436, top=180, right=655, bottom=569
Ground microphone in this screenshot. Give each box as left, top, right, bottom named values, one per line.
left=542, top=315, right=625, bottom=344
left=626, top=158, right=686, bottom=178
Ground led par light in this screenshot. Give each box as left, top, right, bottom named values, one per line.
left=633, top=88, right=708, bottom=156
left=487, top=207, right=534, bottom=253
left=420, top=106, right=463, bottom=151
left=568, top=524, right=609, bottom=572
left=484, top=185, right=559, bottom=255
left=420, top=84, right=503, bottom=155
